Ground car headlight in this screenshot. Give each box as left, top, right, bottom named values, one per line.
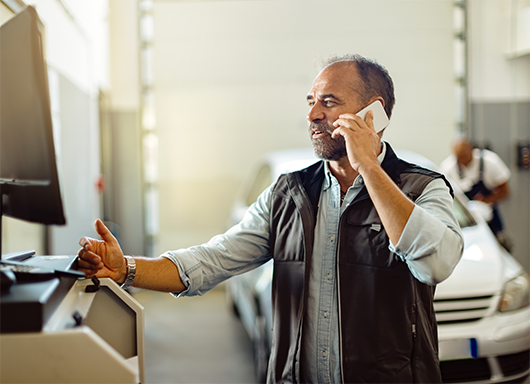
left=498, top=272, right=530, bottom=312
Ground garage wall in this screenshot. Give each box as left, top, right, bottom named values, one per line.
left=152, top=0, right=456, bottom=253
left=104, top=0, right=145, bottom=256
left=467, top=0, right=530, bottom=270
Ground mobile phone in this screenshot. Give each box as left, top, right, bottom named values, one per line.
left=355, top=100, right=390, bottom=133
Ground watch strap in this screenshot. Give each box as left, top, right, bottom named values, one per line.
left=121, top=256, right=136, bottom=289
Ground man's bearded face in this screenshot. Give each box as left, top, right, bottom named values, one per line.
left=309, top=122, right=347, bottom=161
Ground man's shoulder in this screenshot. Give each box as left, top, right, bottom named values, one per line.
left=283, top=160, right=323, bottom=181
left=396, top=158, right=454, bottom=198
left=273, top=160, right=323, bottom=191
left=398, top=159, right=446, bottom=180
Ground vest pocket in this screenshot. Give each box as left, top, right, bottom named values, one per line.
left=343, top=214, right=400, bottom=269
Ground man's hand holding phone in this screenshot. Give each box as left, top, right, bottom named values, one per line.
left=331, top=100, right=389, bottom=174
left=354, top=100, right=390, bottom=133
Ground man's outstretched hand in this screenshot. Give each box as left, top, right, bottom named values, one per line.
left=78, top=219, right=126, bottom=282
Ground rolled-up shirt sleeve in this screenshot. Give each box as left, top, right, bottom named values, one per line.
left=161, top=184, right=275, bottom=297
left=390, top=178, right=464, bottom=285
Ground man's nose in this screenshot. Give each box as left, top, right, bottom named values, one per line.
left=307, top=103, right=324, bottom=122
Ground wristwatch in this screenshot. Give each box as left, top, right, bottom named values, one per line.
left=121, top=256, right=136, bottom=289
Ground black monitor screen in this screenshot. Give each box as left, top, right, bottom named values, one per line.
left=0, top=7, right=66, bottom=228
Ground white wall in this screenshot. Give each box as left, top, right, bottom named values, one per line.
left=468, top=0, right=530, bottom=102
left=152, top=0, right=456, bottom=252
left=109, top=0, right=139, bottom=110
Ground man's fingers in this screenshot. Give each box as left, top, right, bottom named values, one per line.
left=335, top=111, right=374, bottom=129
left=334, top=113, right=360, bottom=127
left=78, top=247, right=103, bottom=266
left=78, top=258, right=102, bottom=270
left=94, top=219, right=118, bottom=244
left=331, top=125, right=345, bottom=139
left=79, top=236, right=94, bottom=250
left=365, top=110, right=374, bottom=130
left=77, top=247, right=104, bottom=277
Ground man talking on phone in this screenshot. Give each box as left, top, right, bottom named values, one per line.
left=78, top=53, right=463, bottom=384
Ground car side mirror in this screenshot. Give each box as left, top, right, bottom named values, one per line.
left=467, top=200, right=493, bottom=222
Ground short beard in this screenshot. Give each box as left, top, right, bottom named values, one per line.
left=309, top=122, right=347, bottom=161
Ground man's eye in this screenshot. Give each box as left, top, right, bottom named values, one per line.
left=324, top=100, right=335, bottom=106
left=308, top=101, right=315, bottom=107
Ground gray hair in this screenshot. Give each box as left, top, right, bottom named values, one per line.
left=320, top=54, right=395, bottom=119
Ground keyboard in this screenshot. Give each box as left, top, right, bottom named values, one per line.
left=0, top=262, right=57, bottom=282
left=0, top=260, right=84, bottom=283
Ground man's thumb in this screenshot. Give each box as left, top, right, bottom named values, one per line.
left=95, top=219, right=116, bottom=243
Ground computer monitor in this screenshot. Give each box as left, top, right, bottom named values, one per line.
left=0, top=6, right=66, bottom=258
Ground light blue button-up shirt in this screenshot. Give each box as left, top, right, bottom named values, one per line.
left=162, top=143, right=463, bottom=383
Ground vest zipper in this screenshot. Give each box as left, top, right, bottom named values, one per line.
left=336, top=216, right=345, bottom=384
left=410, top=274, right=418, bottom=383
left=335, top=195, right=369, bottom=384
left=411, top=273, right=418, bottom=339
left=289, top=171, right=317, bottom=383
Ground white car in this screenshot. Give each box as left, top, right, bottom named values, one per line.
left=227, top=148, right=530, bottom=384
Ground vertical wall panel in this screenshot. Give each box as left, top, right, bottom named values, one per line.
left=468, top=0, right=530, bottom=270
left=471, top=101, right=530, bottom=271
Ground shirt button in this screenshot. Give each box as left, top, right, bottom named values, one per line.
left=327, top=274, right=332, bottom=280
left=322, top=351, right=327, bottom=358
left=330, top=236, right=335, bottom=242
left=323, top=312, right=328, bottom=318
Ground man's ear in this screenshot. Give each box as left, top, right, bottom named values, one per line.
left=367, top=96, right=385, bottom=108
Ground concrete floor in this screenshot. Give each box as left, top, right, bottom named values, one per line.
left=132, top=286, right=530, bottom=384
left=133, top=285, right=257, bottom=384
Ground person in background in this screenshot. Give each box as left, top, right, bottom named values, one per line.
left=441, top=137, right=512, bottom=251
left=78, top=53, right=464, bottom=384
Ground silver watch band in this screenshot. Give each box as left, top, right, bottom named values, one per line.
left=121, top=256, right=136, bottom=289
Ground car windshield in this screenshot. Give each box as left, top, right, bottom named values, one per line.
left=452, top=197, right=477, bottom=229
